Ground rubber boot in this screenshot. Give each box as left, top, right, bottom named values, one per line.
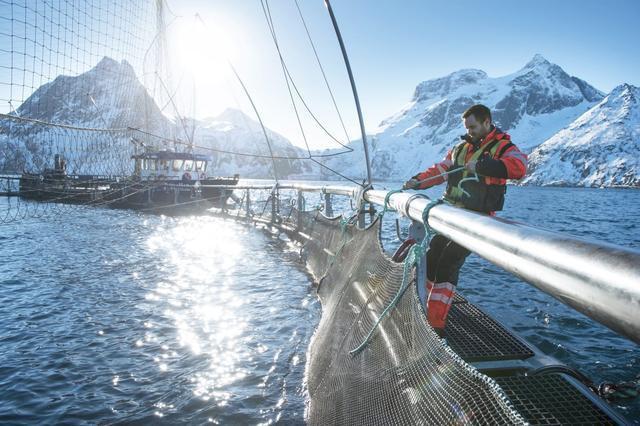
left=426, top=281, right=455, bottom=338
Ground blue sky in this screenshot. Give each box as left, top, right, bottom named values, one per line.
left=1, top=0, right=639, bottom=150
left=167, top=0, right=640, bottom=149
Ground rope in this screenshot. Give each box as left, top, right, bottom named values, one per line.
left=350, top=197, right=443, bottom=355
left=293, top=0, right=352, bottom=149
left=261, top=0, right=313, bottom=158
left=381, top=189, right=404, bottom=216
left=310, top=158, right=364, bottom=187
left=320, top=192, right=362, bottom=273
left=263, top=0, right=354, bottom=153
left=456, top=173, right=479, bottom=198
left=0, top=113, right=130, bottom=132
left=323, top=212, right=357, bottom=272
left=422, top=198, right=443, bottom=238
left=411, top=165, right=476, bottom=200
left=411, top=166, right=465, bottom=188
left=299, top=194, right=306, bottom=212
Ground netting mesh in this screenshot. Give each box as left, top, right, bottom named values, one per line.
left=298, top=210, right=526, bottom=425
left=0, top=0, right=176, bottom=223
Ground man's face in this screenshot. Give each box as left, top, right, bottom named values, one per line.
left=463, top=114, right=491, bottom=142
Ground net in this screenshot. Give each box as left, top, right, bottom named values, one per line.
left=298, top=210, right=526, bottom=425
left=0, top=0, right=362, bottom=224
left=0, top=0, right=175, bottom=223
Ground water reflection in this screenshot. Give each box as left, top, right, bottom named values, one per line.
left=145, top=217, right=250, bottom=410
left=1, top=188, right=638, bottom=423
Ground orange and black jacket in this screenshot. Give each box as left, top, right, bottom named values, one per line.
left=412, top=126, right=527, bottom=213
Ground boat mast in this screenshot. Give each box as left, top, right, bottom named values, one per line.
left=324, top=0, right=372, bottom=186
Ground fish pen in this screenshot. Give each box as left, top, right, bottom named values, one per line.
left=1, top=0, right=639, bottom=423
left=199, top=182, right=638, bottom=425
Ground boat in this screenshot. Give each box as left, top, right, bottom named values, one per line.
left=18, top=154, right=112, bottom=204
left=18, top=151, right=239, bottom=214
left=105, top=150, right=239, bottom=213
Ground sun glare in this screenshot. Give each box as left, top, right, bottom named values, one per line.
left=170, top=17, right=233, bottom=81
left=164, top=13, right=251, bottom=120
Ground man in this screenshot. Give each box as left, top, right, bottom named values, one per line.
left=403, top=104, right=527, bottom=337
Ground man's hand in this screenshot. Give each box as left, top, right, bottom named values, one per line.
left=474, top=158, right=508, bottom=178
left=402, top=179, right=419, bottom=190
left=464, top=160, right=477, bottom=173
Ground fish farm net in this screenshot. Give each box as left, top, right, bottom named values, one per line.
left=0, top=0, right=360, bottom=225
left=0, top=0, right=191, bottom=223
left=297, top=210, right=526, bottom=425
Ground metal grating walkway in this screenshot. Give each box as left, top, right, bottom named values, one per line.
left=452, top=292, right=468, bottom=304
left=446, top=302, right=535, bottom=362
left=496, top=374, right=618, bottom=425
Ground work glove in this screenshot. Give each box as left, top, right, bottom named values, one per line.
left=474, top=158, right=508, bottom=178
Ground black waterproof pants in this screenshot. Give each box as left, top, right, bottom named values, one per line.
left=426, top=234, right=471, bottom=286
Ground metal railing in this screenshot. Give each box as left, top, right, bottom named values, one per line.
left=218, top=181, right=640, bottom=346
left=364, top=189, right=640, bottom=345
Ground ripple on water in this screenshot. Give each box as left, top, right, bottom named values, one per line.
left=0, top=212, right=320, bottom=424
left=1, top=187, right=639, bottom=423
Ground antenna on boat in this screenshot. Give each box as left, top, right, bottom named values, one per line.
left=324, top=0, right=373, bottom=186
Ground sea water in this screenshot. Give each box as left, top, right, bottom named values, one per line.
left=0, top=185, right=638, bottom=424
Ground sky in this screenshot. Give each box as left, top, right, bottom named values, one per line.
left=164, top=0, right=640, bottom=150
left=1, top=0, right=639, bottom=151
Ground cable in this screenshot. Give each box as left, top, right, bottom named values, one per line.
left=193, top=13, right=279, bottom=182
left=261, top=0, right=312, bottom=157
left=294, top=0, right=351, bottom=145
left=261, top=1, right=352, bottom=151
left=310, top=158, right=363, bottom=186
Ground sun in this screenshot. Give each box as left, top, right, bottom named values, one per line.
left=163, top=14, right=244, bottom=119
left=169, top=15, right=234, bottom=87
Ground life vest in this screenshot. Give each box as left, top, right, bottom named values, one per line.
left=445, top=134, right=507, bottom=212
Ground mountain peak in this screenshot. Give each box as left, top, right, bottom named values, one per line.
left=214, top=108, right=255, bottom=125
left=603, top=83, right=638, bottom=111
left=523, top=80, right=640, bottom=187
left=524, top=54, right=551, bottom=69
left=449, top=68, right=487, bottom=78
left=95, top=56, right=119, bottom=69
left=610, top=82, right=638, bottom=96
left=91, top=56, right=135, bottom=78
left=413, top=68, right=487, bottom=102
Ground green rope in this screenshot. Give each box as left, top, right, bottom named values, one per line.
left=339, top=216, right=350, bottom=233
left=325, top=212, right=359, bottom=272
left=456, top=173, right=479, bottom=198
left=422, top=198, right=443, bottom=238
left=382, top=188, right=404, bottom=215
left=349, top=198, right=443, bottom=355
left=363, top=188, right=405, bottom=226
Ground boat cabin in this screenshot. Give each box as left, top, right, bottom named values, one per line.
left=132, top=151, right=212, bottom=181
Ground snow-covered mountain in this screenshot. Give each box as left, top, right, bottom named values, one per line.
left=0, top=57, right=172, bottom=175
left=14, top=56, right=168, bottom=131
left=193, top=109, right=313, bottom=178
left=3, top=54, right=637, bottom=186
left=522, top=84, right=640, bottom=187
left=0, top=57, right=310, bottom=178
left=323, top=54, right=604, bottom=181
